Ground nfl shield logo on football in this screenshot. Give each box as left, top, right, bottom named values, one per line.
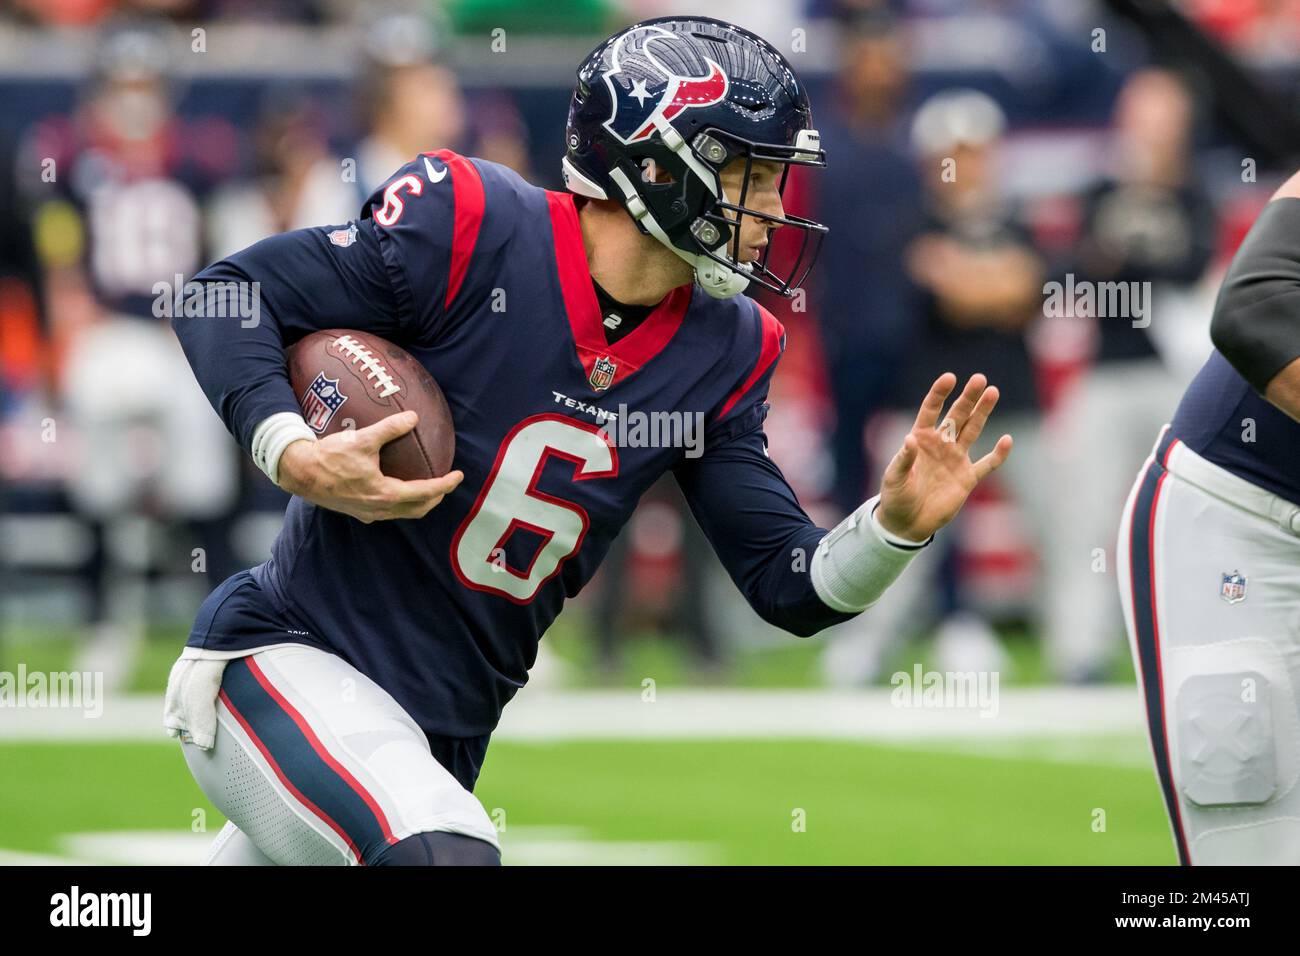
left=328, top=223, right=358, bottom=247
left=589, top=355, right=617, bottom=391
left=300, top=372, right=348, bottom=433
left=1219, top=571, right=1247, bottom=605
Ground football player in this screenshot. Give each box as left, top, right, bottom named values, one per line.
left=164, top=17, right=1013, bottom=866
left=1118, top=169, right=1300, bottom=865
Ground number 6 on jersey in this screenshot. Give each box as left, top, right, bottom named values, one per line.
left=451, top=414, right=619, bottom=602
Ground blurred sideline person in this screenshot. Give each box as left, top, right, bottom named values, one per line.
left=352, top=14, right=466, bottom=198
left=466, top=91, right=536, bottom=183
left=21, top=24, right=241, bottom=682
left=821, top=90, right=1046, bottom=684
left=1045, top=69, right=1215, bottom=682
left=206, top=87, right=356, bottom=260
left=1117, top=169, right=1300, bottom=865
left=589, top=477, right=725, bottom=678
left=814, top=8, right=923, bottom=516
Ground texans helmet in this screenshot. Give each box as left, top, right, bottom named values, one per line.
left=562, top=16, right=827, bottom=299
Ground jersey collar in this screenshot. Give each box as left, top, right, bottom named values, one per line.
left=546, top=190, right=694, bottom=388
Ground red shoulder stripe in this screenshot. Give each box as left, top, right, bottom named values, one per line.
left=427, top=149, right=485, bottom=312
left=546, top=189, right=600, bottom=349
left=716, top=303, right=785, bottom=421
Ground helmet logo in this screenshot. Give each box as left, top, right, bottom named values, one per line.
left=601, top=25, right=730, bottom=145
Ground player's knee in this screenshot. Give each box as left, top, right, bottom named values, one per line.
left=1176, top=669, right=1279, bottom=807
left=370, top=830, right=502, bottom=866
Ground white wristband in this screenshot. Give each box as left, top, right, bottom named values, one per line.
left=810, top=494, right=932, bottom=614
left=868, top=500, right=933, bottom=549
left=250, top=412, right=317, bottom=487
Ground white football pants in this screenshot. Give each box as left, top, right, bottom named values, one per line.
left=177, top=643, right=499, bottom=865
left=1118, top=427, right=1300, bottom=865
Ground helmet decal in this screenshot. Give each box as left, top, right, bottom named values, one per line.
left=600, top=25, right=730, bottom=145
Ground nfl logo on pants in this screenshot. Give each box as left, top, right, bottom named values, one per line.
left=1219, top=571, right=1247, bottom=605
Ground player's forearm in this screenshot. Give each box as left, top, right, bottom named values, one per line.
left=1210, top=189, right=1300, bottom=405
left=677, top=432, right=928, bottom=637
left=737, top=524, right=858, bottom=637
left=173, top=223, right=405, bottom=463
left=171, top=257, right=304, bottom=454
left=739, top=503, right=929, bottom=637
left=809, top=494, right=930, bottom=616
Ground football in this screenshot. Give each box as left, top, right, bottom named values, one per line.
left=286, top=329, right=455, bottom=480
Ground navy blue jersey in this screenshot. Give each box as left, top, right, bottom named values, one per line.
left=174, top=151, right=853, bottom=738
left=1169, top=349, right=1300, bottom=505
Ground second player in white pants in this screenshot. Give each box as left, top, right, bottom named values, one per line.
left=1117, top=426, right=1300, bottom=865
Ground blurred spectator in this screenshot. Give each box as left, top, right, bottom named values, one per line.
left=3, top=0, right=333, bottom=26
left=205, top=86, right=356, bottom=259
left=813, top=9, right=923, bottom=516
left=1043, top=68, right=1215, bottom=682
left=4, top=1, right=178, bottom=27
left=18, top=22, right=242, bottom=681
left=589, top=478, right=725, bottom=678
left=821, top=88, right=1048, bottom=684
left=447, top=0, right=619, bottom=34
left=0, top=129, right=44, bottom=640
left=467, top=91, right=534, bottom=181
left=0, top=131, right=44, bottom=412
left=1186, top=0, right=1300, bottom=64
left=353, top=13, right=467, bottom=197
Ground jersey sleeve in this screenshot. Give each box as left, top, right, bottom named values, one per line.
left=675, top=302, right=856, bottom=636
left=172, top=216, right=403, bottom=453
left=176, top=152, right=524, bottom=460
left=362, top=149, right=503, bottom=342
left=1210, top=196, right=1300, bottom=394
left=675, top=410, right=856, bottom=637
left=704, top=300, right=787, bottom=447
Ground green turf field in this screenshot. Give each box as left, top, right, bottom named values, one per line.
left=0, top=736, right=1175, bottom=865
left=0, top=619, right=1170, bottom=865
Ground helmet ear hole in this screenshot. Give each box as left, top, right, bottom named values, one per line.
left=639, top=157, right=675, bottom=184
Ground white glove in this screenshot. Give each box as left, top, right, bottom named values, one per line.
left=163, top=656, right=229, bottom=750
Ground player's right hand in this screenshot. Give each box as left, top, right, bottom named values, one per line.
left=276, top=411, right=464, bottom=523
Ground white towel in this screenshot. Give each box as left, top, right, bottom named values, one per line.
left=162, top=656, right=228, bottom=750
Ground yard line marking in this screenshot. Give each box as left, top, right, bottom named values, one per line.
left=0, top=687, right=1145, bottom=743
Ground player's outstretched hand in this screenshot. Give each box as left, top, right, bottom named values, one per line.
left=277, top=411, right=464, bottom=523
left=876, top=373, right=1013, bottom=542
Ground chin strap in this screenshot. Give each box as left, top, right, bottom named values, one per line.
left=606, top=166, right=750, bottom=298
left=604, top=113, right=753, bottom=299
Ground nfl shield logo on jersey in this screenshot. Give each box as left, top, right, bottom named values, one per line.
left=328, top=223, right=358, bottom=247
left=300, top=372, right=348, bottom=432
left=1219, top=571, right=1247, bottom=605
left=589, top=355, right=617, bottom=391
